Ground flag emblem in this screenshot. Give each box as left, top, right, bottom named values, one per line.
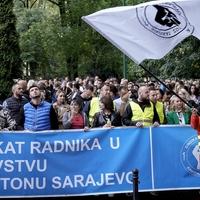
left=82, top=0, right=200, bottom=63
left=180, top=135, right=200, bottom=177
left=136, top=3, right=194, bottom=38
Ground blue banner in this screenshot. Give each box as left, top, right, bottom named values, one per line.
left=152, top=126, right=200, bottom=190
left=0, top=126, right=199, bottom=197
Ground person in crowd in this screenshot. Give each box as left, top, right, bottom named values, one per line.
left=177, top=87, right=195, bottom=112
left=78, top=78, right=84, bottom=92
left=156, top=88, right=164, bottom=102
left=64, top=81, right=73, bottom=103
left=166, top=95, right=191, bottom=125
left=71, top=81, right=81, bottom=100
left=112, top=77, right=119, bottom=88
left=53, top=90, right=70, bottom=129
left=178, top=88, right=190, bottom=102
left=17, top=79, right=29, bottom=101
left=148, top=82, right=155, bottom=90
left=82, top=78, right=89, bottom=90
left=113, top=85, right=130, bottom=117
left=27, top=79, right=35, bottom=91
left=92, top=96, right=122, bottom=128
left=191, top=107, right=200, bottom=146
left=129, top=83, right=139, bottom=100
left=162, top=90, right=172, bottom=114
left=110, top=84, right=119, bottom=100
left=122, top=85, right=160, bottom=127
left=62, top=99, right=89, bottom=129
left=94, top=78, right=103, bottom=96
left=189, top=84, right=200, bottom=105
left=149, top=89, right=166, bottom=124
left=3, top=83, right=28, bottom=130
left=74, top=84, right=94, bottom=109
left=38, top=80, right=52, bottom=103
left=51, top=81, right=62, bottom=103
left=21, top=84, right=58, bottom=131
left=174, top=80, right=185, bottom=93
left=127, top=82, right=134, bottom=93
left=84, top=83, right=111, bottom=125
left=0, top=105, right=16, bottom=131
left=120, top=78, right=128, bottom=87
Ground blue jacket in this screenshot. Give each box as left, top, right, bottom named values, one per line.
left=24, top=101, right=51, bottom=131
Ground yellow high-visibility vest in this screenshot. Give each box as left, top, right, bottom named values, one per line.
left=155, top=101, right=164, bottom=124
left=129, top=101, right=154, bottom=126
left=89, top=97, right=100, bottom=124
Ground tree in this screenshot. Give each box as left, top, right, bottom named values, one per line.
left=0, top=0, right=22, bottom=100
left=41, top=0, right=123, bottom=79
left=145, top=36, right=200, bottom=80
left=14, top=0, right=200, bottom=81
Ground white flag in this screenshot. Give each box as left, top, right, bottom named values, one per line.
left=82, top=0, right=200, bottom=64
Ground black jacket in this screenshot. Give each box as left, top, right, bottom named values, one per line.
left=92, top=111, right=122, bottom=128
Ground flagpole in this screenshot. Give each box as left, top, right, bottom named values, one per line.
left=139, top=64, right=193, bottom=109
left=122, top=0, right=128, bottom=79
left=123, top=55, right=128, bottom=79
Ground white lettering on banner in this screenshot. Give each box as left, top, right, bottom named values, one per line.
left=52, top=176, right=73, bottom=188
left=52, top=172, right=132, bottom=189
left=30, top=138, right=102, bottom=154
left=0, top=159, right=47, bottom=172
left=74, top=175, right=85, bottom=187
left=0, top=177, right=46, bottom=190
left=84, top=175, right=96, bottom=187
left=0, top=141, right=25, bottom=154
left=105, top=173, right=115, bottom=185
left=109, top=137, right=120, bottom=149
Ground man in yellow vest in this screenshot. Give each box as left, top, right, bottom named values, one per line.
left=122, top=86, right=160, bottom=127
left=149, top=88, right=166, bottom=124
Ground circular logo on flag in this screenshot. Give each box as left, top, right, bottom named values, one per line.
left=136, top=3, right=194, bottom=38
left=180, top=135, right=200, bottom=177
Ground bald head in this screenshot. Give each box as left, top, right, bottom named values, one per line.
left=138, top=86, right=149, bottom=102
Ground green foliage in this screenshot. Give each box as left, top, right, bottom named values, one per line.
left=14, top=0, right=125, bottom=79
left=11, top=0, right=200, bottom=82
left=144, top=36, right=200, bottom=80
left=0, top=0, right=22, bottom=99
left=15, top=6, right=61, bottom=78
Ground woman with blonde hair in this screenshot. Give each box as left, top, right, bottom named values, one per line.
left=166, top=95, right=191, bottom=125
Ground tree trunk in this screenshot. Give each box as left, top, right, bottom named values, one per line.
left=58, top=0, right=67, bottom=26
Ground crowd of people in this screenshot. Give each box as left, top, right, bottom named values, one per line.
left=0, top=76, right=200, bottom=133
